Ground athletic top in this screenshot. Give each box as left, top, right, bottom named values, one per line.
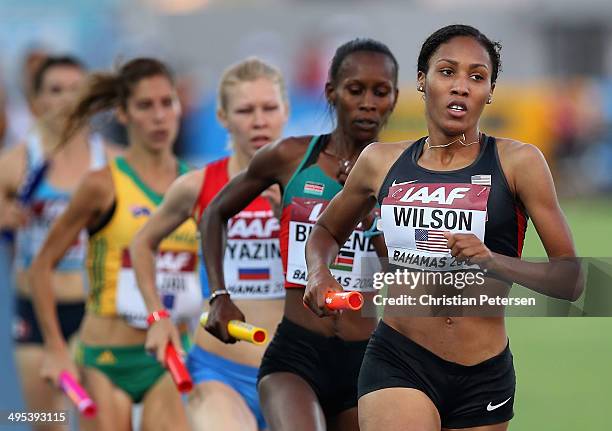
left=193, top=157, right=284, bottom=300
left=86, top=157, right=200, bottom=328
left=378, top=134, right=528, bottom=272
left=14, top=130, right=106, bottom=272
left=280, top=135, right=380, bottom=292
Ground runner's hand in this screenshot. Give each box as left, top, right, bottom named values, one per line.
left=0, top=200, right=28, bottom=230
left=146, top=318, right=184, bottom=364
left=41, top=346, right=78, bottom=388
left=444, top=232, right=493, bottom=268
left=205, top=294, right=245, bottom=343
left=304, top=267, right=343, bottom=317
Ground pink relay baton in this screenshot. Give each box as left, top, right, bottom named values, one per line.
left=325, top=292, right=364, bottom=311
left=58, top=371, right=97, bottom=418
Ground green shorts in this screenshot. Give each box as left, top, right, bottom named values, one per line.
left=76, top=334, right=191, bottom=403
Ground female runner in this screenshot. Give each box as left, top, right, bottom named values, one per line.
left=304, top=24, right=582, bottom=431
left=0, top=56, right=118, bottom=430
left=201, top=39, right=399, bottom=431
left=130, top=57, right=289, bottom=431
left=30, top=58, right=195, bottom=430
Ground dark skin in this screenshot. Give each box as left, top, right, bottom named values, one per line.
left=200, top=50, right=398, bottom=431
left=304, top=36, right=583, bottom=431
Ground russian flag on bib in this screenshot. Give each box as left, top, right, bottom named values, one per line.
left=238, top=268, right=270, bottom=280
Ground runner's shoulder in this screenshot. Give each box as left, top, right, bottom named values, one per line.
left=170, top=168, right=205, bottom=202
left=270, top=135, right=313, bottom=160
left=495, top=137, right=546, bottom=169
left=360, top=139, right=418, bottom=170
left=253, top=135, right=313, bottom=171
left=79, top=165, right=114, bottom=199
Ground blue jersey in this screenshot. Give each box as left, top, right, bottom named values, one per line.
left=14, top=130, right=107, bottom=272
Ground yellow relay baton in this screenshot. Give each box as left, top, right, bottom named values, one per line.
left=199, top=312, right=268, bottom=345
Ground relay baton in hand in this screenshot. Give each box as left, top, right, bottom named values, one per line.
left=0, top=162, right=50, bottom=241
left=58, top=371, right=97, bottom=418
left=165, top=343, right=193, bottom=393
left=325, top=291, right=364, bottom=311
left=199, top=312, right=268, bottom=345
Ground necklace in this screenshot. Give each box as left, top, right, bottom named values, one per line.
left=322, top=148, right=353, bottom=176
left=425, top=132, right=481, bottom=150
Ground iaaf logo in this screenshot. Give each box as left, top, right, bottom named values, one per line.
left=307, top=203, right=325, bottom=222
left=395, top=186, right=471, bottom=205
left=228, top=218, right=279, bottom=238
left=156, top=252, right=192, bottom=272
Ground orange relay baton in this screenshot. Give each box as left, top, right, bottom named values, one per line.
left=325, top=291, right=364, bottom=311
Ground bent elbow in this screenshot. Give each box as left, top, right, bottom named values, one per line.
left=567, top=267, right=586, bottom=302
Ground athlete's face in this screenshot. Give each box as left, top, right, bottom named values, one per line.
left=326, top=51, right=398, bottom=144
left=34, top=65, right=85, bottom=133
left=119, top=75, right=181, bottom=152
left=419, top=36, right=494, bottom=137
left=219, top=78, right=288, bottom=159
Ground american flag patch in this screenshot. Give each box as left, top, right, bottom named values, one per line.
left=471, top=175, right=491, bottom=186
left=304, top=181, right=324, bottom=196
left=415, top=229, right=449, bottom=253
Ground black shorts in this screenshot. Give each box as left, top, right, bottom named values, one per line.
left=13, top=297, right=85, bottom=344
left=359, top=321, right=515, bottom=429
left=258, top=317, right=369, bottom=417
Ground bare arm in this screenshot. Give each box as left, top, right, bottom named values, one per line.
left=304, top=143, right=389, bottom=315
left=201, top=139, right=301, bottom=294
left=447, top=143, right=583, bottom=301
left=306, top=144, right=382, bottom=274
left=200, top=138, right=303, bottom=341
left=131, top=170, right=203, bottom=313
left=0, top=144, right=27, bottom=230
left=130, top=169, right=202, bottom=360
left=30, top=168, right=113, bottom=375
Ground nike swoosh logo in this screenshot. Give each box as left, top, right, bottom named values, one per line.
left=486, top=397, right=512, bottom=411
left=391, top=179, right=418, bottom=187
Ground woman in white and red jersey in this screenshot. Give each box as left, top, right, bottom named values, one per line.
left=130, top=57, right=289, bottom=431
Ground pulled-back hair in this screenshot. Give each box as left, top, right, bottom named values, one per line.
left=33, top=55, right=85, bottom=95
left=328, top=38, right=399, bottom=87
left=417, top=24, right=502, bottom=84
left=62, top=58, right=174, bottom=143
left=217, top=57, right=287, bottom=112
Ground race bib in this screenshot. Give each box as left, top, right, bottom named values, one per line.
left=381, top=183, right=490, bottom=271
left=223, top=209, right=285, bottom=299
left=116, top=249, right=202, bottom=328
left=286, top=198, right=380, bottom=292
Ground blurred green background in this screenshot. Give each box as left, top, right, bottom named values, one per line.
left=508, top=198, right=612, bottom=430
